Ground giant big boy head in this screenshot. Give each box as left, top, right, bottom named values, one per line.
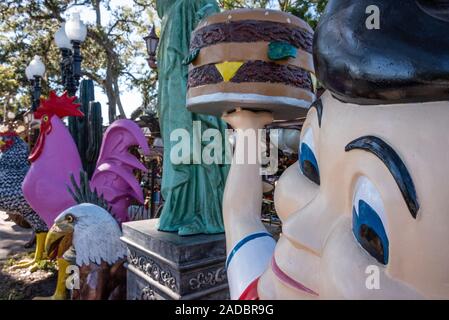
left=258, top=0, right=449, bottom=299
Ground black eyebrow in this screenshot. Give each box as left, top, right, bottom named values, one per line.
left=310, top=98, right=323, bottom=128
left=345, top=136, right=419, bottom=219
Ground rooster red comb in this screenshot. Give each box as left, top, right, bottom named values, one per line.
left=34, top=91, right=84, bottom=119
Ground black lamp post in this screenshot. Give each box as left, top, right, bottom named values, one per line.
left=70, top=40, right=83, bottom=91
left=144, top=24, right=159, bottom=69
left=60, top=47, right=77, bottom=96
left=54, top=13, right=87, bottom=96
left=25, top=56, right=46, bottom=112
left=24, top=55, right=46, bottom=149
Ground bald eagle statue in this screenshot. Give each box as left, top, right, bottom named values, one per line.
left=44, top=173, right=128, bottom=300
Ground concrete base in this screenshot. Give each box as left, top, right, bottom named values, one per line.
left=121, top=219, right=229, bottom=300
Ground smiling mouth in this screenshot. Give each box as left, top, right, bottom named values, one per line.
left=271, top=256, right=319, bottom=297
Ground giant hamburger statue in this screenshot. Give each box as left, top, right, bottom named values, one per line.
left=186, top=8, right=316, bottom=120
left=187, top=1, right=449, bottom=299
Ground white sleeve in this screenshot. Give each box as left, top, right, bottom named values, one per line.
left=226, top=232, right=276, bottom=300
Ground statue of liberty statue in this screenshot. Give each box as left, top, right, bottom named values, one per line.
left=155, top=0, right=229, bottom=235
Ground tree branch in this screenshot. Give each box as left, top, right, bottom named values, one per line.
left=81, top=70, right=105, bottom=86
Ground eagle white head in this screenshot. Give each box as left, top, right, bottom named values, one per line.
left=46, top=203, right=127, bottom=267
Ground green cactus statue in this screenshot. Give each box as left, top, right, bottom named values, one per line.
left=68, top=79, right=103, bottom=178
left=86, top=101, right=103, bottom=177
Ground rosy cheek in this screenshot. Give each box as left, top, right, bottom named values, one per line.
left=320, top=217, right=380, bottom=298
left=319, top=217, right=422, bottom=299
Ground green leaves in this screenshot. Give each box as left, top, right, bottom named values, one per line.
left=0, top=0, right=158, bottom=119
left=268, top=41, right=297, bottom=61
left=183, top=48, right=200, bottom=65
left=285, top=0, right=328, bottom=29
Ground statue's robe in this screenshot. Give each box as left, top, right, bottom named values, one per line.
left=156, top=0, right=229, bottom=235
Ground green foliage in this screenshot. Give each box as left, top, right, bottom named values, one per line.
left=0, top=65, right=27, bottom=117
left=0, top=66, right=19, bottom=101
left=35, top=259, right=57, bottom=272
left=4, top=258, right=17, bottom=268
left=285, top=0, right=328, bottom=29
left=130, top=72, right=158, bottom=117
left=0, top=1, right=66, bottom=102
left=0, top=0, right=158, bottom=122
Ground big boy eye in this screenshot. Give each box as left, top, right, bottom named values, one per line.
left=352, top=177, right=389, bottom=265
left=299, top=128, right=320, bottom=185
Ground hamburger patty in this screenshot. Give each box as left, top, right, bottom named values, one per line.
left=190, top=20, right=313, bottom=54
left=188, top=60, right=313, bottom=90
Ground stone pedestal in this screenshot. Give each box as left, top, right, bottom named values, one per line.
left=121, top=219, right=229, bottom=300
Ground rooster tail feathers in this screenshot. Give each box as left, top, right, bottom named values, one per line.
left=90, top=119, right=149, bottom=222
left=108, top=153, right=147, bottom=172
left=91, top=164, right=145, bottom=204
left=95, top=119, right=150, bottom=167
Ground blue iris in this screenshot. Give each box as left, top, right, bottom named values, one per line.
left=353, top=200, right=389, bottom=265
left=299, top=143, right=320, bottom=185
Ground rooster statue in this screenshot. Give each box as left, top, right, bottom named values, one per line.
left=0, top=129, right=48, bottom=263
left=22, top=91, right=150, bottom=299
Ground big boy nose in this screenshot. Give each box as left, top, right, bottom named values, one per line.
left=282, top=194, right=340, bottom=255
left=274, top=162, right=319, bottom=222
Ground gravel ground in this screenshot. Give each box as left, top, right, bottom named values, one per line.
left=0, top=211, right=56, bottom=300
left=0, top=211, right=32, bottom=261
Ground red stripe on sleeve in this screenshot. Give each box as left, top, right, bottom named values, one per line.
left=239, top=277, right=260, bottom=300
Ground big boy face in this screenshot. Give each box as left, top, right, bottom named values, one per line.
left=259, top=91, right=449, bottom=299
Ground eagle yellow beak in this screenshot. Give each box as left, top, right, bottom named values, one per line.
left=45, top=221, right=74, bottom=259
left=0, top=140, right=5, bottom=148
